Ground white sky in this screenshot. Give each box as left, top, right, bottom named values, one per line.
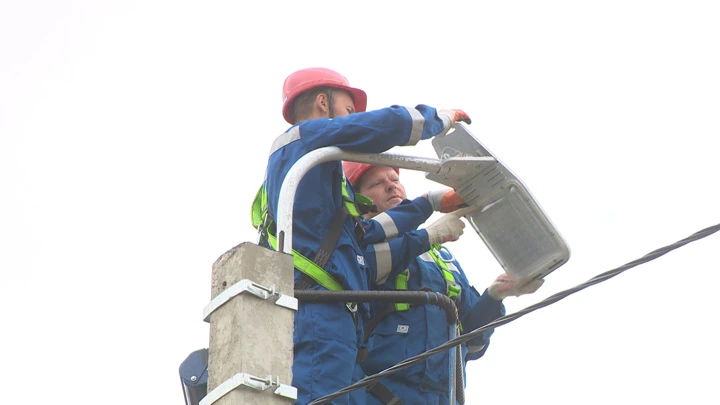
left=1, top=1, right=719, bottom=404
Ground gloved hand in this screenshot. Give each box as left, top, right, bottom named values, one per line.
left=438, top=109, right=472, bottom=135
left=425, top=206, right=477, bottom=245
left=487, top=273, right=545, bottom=301
left=426, top=188, right=467, bottom=213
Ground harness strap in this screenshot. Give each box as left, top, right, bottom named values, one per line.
left=428, top=246, right=464, bottom=332
left=367, top=381, right=404, bottom=405
left=429, top=245, right=462, bottom=302
left=297, top=177, right=357, bottom=290
left=362, top=305, right=397, bottom=346
left=251, top=177, right=370, bottom=293
left=314, top=202, right=349, bottom=270
left=357, top=269, right=412, bottom=357
left=361, top=245, right=465, bottom=345
left=354, top=192, right=378, bottom=215
left=267, top=231, right=344, bottom=291
left=394, top=270, right=410, bottom=311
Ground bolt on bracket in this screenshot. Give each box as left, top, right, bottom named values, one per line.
left=203, top=279, right=298, bottom=322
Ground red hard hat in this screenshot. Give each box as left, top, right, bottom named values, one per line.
left=342, top=161, right=399, bottom=187
left=282, top=67, right=367, bottom=124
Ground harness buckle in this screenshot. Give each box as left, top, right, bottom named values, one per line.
left=432, top=245, right=456, bottom=263
left=346, top=302, right=359, bottom=328
left=448, top=285, right=462, bottom=303
left=353, top=217, right=366, bottom=241
left=256, top=209, right=273, bottom=245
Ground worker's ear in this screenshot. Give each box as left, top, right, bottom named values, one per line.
left=315, top=92, right=329, bottom=115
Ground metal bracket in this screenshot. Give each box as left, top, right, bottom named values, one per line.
left=199, top=372, right=297, bottom=405
left=203, top=279, right=298, bottom=322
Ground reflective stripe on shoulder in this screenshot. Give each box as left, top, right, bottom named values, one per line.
left=404, top=107, right=425, bottom=146
left=270, top=126, right=301, bottom=156
left=422, top=250, right=459, bottom=272
left=418, top=252, right=434, bottom=263
left=445, top=261, right=458, bottom=272
left=373, top=242, right=393, bottom=284
left=370, top=212, right=399, bottom=239
left=467, top=342, right=487, bottom=354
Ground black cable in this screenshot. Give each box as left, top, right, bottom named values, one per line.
left=308, top=223, right=720, bottom=405
left=294, top=290, right=459, bottom=325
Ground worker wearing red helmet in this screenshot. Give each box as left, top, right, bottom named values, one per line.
left=342, top=162, right=544, bottom=405
left=344, top=162, right=471, bottom=286
left=259, top=67, right=474, bottom=405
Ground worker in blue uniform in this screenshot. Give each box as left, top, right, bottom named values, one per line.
left=258, top=67, right=474, bottom=405
left=342, top=162, right=545, bottom=405
left=342, top=163, right=469, bottom=288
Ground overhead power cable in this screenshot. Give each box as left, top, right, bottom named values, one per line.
left=309, top=222, right=720, bottom=405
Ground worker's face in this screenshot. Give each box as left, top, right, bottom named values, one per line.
left=328, top=90, right=356, bottom=118
left=357, top=166, right=406, bottom=214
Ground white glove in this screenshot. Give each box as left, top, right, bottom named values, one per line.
left=488, top=273, right=545, bottom=301
left=437, top=109, right=472, bottom=135
left=425, top=206, right=478, bottom=245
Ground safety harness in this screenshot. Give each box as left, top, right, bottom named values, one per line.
left=361, top=245, right=463, bottom=346
left=393, top=246, right=462, bottom=310
left=252, top=183, right=463, bottom=405
left=251, top=177, right=376, bottom=292
left=363, top=246, right=463, bottom=405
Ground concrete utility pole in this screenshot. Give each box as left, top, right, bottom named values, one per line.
left=201, top=242, right=297, bottom=405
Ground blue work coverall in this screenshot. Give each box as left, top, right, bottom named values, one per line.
left=363, top=246, right=506, bottom=405
left=264, top=105, right=454, bottom=405
left=361, top=196, right=436, bottom=287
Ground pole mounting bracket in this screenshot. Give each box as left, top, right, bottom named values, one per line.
left=199, top=372, right=297, bottom=404
left=203, top=279, right=297, bottom=322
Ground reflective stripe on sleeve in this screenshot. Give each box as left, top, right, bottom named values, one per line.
left=370, top=212, right=399, bottom=239
left=404, top=107, right=425, bottom=145
left=373, top=242, right=393, bottom=284
left=270, top=126, right=301, bottom=156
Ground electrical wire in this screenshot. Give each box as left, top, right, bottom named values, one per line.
left=308, top=222, right=720, bottom=405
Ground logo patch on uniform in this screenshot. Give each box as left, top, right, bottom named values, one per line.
left=357, top=255, right=365, bottom=266
left=396, top=325, right=409, bottom=333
